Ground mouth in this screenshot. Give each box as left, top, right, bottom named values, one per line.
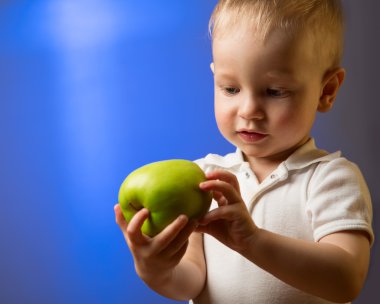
left=237, top=130, right=268, bottom=143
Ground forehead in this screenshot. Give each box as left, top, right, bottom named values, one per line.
left=212, top=27, right=321, bottom=80
left=210, top=4, right=343, bottom=72
left=213, top=26, right=313, bottom=60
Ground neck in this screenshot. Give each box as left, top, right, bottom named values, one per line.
left=244, top=137, right=311, bottom=183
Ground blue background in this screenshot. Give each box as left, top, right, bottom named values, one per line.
left=0, top=1, right=378, bottom=303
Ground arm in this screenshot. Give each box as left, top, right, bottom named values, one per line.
left=164, top=232, right=206, bottom=300
left=242, top=228, right=370, bottom=303
left=114, top=204, right=206, bottom=301
left=198, top=170, right=371, bottom=303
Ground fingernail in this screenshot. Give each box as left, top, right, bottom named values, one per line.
left=199, top=182, right=208, bottom=188
left=179, top=214, right=188, bottom=222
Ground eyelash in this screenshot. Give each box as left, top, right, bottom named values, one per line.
left=224, top=87, right=240, bottom=95
left=221, top=87, right=289, bottom=98
left=266, top=88, right=289, bottom=98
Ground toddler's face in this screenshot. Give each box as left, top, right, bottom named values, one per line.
left=212, top=27, right=326, bottom=164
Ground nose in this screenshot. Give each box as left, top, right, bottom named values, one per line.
left=237, top=94, right=265, bottom=120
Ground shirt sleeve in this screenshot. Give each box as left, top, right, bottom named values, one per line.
left=306, top=157, right=374, bottom=245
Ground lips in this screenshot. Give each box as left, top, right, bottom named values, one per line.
left=237, top=130, right=268, bottom=143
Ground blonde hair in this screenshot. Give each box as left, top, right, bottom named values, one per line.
left=209, top=0, right=344, bottom=70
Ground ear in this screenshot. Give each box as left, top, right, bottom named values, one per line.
left=318, top=68, right=345, bottom=112
left=210, top=62, right=215, bottom=74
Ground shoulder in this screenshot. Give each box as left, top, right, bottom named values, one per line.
left=286, top=138, right=365, bottom=183
left=284, top=139, right=374, bottom=245
left=306, top=155, right=374, bottom=245
left=307, top=155, right=371, bottom=211
left=311, top=155, right=369, bottom=191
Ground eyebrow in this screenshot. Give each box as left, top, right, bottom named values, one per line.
left=266, top=69, right=295, bottom=78
left=213, top=70, right=237, bottom=80
left=214, top=70, right=297, bottom=84
left=265, top=70, right=299, bottom=83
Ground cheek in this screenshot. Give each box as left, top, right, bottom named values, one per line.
left=214, top=101, right=234, bottom=131
left=270, top=108, right=303, bottom=139
left=270, top=106, right=296, bottom=128
left=272, top=104, right=316, bottom=136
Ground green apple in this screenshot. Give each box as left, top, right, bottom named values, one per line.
left=118, top=159, right=212, bottom=237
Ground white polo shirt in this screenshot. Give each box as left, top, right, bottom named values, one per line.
left=192, top=138, right=374, bottom=304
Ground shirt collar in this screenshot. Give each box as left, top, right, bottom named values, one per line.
left=284, top=138, right=341, bottom=171
left=202, top=138, right=341, bottom=172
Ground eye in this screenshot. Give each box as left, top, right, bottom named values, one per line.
left=266, top=88, right=288, bottom=98
left=224, top=87, right=240, bottom=95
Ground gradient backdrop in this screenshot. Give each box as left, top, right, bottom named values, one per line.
left=0, top=1, right=378, bottom=303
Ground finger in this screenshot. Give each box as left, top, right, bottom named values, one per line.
left=162, top=220, right=198, bottom=256
left=195, top=223, right=214, bottom=234
left=206, top=170, right=240, bottom=192
left=200, top=179, right=242, bottom=205
left=126, top=208, right=150, bottom=246
left=212, top=191, right=228, bottom=206
left=170, top=239, right=189, bottom=263
left=199, top=204, right=238, bottom=225
left=114, top=204, right=128, bottom=231
left=154, top=215, right=189, bottom=252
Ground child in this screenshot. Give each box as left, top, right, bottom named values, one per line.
left=114, top=0, right=374, bottom=303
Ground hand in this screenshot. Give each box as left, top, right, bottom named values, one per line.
left=114, top=204, right=197, bottom=285
left=197, top=170, right=258, bottom=253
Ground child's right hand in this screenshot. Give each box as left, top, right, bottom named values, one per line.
left=114, top=204, right=197, bottom=286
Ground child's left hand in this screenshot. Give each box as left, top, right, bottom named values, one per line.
left=197, top=170, right=258, bottom=253
left=198, top=170, right=371, bottom=302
